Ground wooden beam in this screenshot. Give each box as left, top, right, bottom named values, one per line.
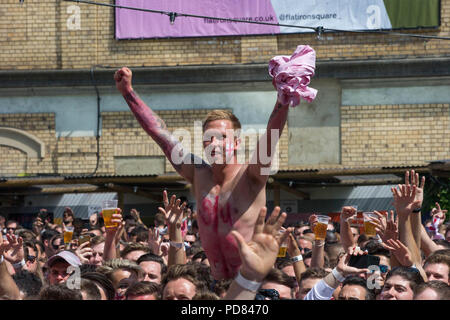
left=268, top=178, right=310, bottom=200
left=105, top=183, right=162, bottom=202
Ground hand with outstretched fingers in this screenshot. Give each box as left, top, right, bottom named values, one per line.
left=148, top=227, right=163, bottom=256
left=231, top=206, right=290, bottom=282
left=391, top=184, right=421, bottom=218
left=3, top=234, right=24, bottom=265
left=373, top=210, right=399, bottom=243
left=382, top=239, right=413, bottom=267
left=405, top=170, right=425, bottom=208
left=336, top=246, right=370, bottom=277
left=159, top=190, right=186, bottom=229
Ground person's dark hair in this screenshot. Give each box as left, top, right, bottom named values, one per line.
left=385, top=267, right=425, bottom=292
left=413, top=280, right=450, bottom=300
left=363, top=240, right=391, bottom=258
left=12, top=270, right=43, bottom=299
left=23, top=240, right=38, bottom=260
left=263, top=268, right=297, bottom=290
left=154, top=213, right=165, bottom=227
left=191, top=219, right=198, bottom=230
left=17, top=229, right=36, bottom=242
left=120, top=242, right=152, bottom=259
left=341, top=276, right=375, bottom=300
left=81, top=272, right=115, bottom=300
left=81, top=278, right=102, bottom=300
left=275, top=257, right=294, bottom=271
left=213, top=279, right=232, bottom=297
left=39, top=283, right=82, bottom=300
left=137, top=253, right=168, bottom=275
left=80, top=264, right=98, bottom=274
left=41, top=229, right=59, bottom=242
left=161, top=264, right=208, bottom=293
left=50, top=234, right=64, bottom=249
left=299, top=267, right=329, bottom=285
left=134, top=226, right=150, bottom=243
left=5, top=219, right=19, bottom=227
left=302, top=229, right=314, bottom=236
left=188, top=263, right=214, bottom=292
left=433, top=239, right=450, bottom=249
left=357, top=233, right=369, bottom=246
left=192, top=289, right=220, bottom=300
left=125, top=281, right=161, bottom=300
left=302, top=250, right=330, bottom=268
left=192, top=250, right=208, bottom=263
left=90, top=235, right=105, bottom=247
left=186, top=245, right=203, bottom=258
left=324, top=242, right=345, bottom=268
left=432, top=248, right=450, bottom=257
left=326, top=230, right=339, bottom=244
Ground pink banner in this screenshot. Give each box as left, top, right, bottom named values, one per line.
left=115, top=0, right=279, bottom=39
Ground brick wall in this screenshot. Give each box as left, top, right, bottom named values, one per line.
left=0, top=109, right=290, bottom=177
left=341, top=104, right=450, bottom=167
left=1, top=0, right=449, bottom=70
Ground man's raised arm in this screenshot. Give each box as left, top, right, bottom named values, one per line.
left=247, top=100, right=289, bottom=182
left=115, top=67, right=198, bottom=183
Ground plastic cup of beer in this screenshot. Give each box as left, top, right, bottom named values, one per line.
left=63, top=225, right=74, bottom=244
left=277, top=229, right=288, bottom=257
left=102, top=200, right=119, bottom=229
left=314, top=215, right=330, bottom=241
left=363, top=212, right=378, bottom=237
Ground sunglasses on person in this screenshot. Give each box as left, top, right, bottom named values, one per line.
left=379, top=264, right=389, bottom=274
left=26, top=255, right=37, bottom=263
left=6, top=227, right=16, bottom=231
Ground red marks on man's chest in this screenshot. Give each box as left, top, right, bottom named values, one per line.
left=199, top=196, right=235, bottom=230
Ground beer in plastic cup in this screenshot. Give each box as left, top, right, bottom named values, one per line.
left=102, top=200, right=119, bottom=229
left=63, top=225, right=74, bottom=244
left=314, top=215, right=330, bottom=240
left=363, top=212, right=377, bottom=237
left=277, top=230, right=288, bottom=257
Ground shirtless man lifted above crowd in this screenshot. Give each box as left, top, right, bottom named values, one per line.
left=114, top=66, right=293, bottom=280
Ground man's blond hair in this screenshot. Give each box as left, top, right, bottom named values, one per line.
left=202, top=110, right=241, bottom=132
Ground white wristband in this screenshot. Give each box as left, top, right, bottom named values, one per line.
left=13, top=259, right=25, bottom=269
left=332, top=267, right=346, bottom=282
left=169, top=241, right=185, bottom=250
left=291, top=254, right=303, bottom=262
left=235, top=270, right=262, bottom=292
left=0, top=255, right=3, bottom=264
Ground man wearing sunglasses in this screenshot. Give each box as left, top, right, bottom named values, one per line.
left=5, top=220, right=19, bottom=236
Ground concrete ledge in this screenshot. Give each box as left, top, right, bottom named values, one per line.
left=0, top=58, right=449, bottom=88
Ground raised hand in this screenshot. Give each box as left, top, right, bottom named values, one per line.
left=336, top=246, right=370, bottom=276
left=158, top=190, right=186, bottom=229
left=431, top=202, right=447, bottom=226
left=405, top=170, right=425, bottom=207
left=75, top=241, right=93, bottom=264
left=3, top=234, right=24, bottom=265
left=287, top=232, right=301, bottom=258
left=114, top=67, right=133, bottom=95
left=391, top=184, right=421, bottom=217
left=382, top=239, right=413, bottom=267
left=231, top=206, right=290, bottom=282
left=308, top=214, right=318, bottom=233
left=104, top=208, right=123, bottom=235
left=340, top=206, right=357, bottom=222
left=148, top=227, right=163, bottom=256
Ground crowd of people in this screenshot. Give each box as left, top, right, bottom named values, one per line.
left=0, top=170, right=449, bottom=300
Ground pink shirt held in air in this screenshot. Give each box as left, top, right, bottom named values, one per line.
left=269, top=45, right=317, bottom=106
